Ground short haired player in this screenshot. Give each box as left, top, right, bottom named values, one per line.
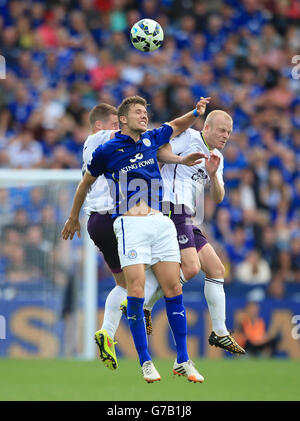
left=81, top=103, right=207, bottom=371
left=130, top=110, right=245, bottom=354
left=62, top=96, right=210, bottom=382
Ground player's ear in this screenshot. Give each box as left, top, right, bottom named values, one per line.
left=119, top=115, right=127, bottom=126
left=94, top=120, right=103, bottom=130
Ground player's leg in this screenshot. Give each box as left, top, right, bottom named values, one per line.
left=120, top=267, right=161, bottom=334
left=167, top=202, right=202, bottom=282
left=152, top=260, right=204, bottom=383
left=137, top=223, right=202, bottom=333
left=122, top=263, right=160, bottom=382
left=88, top=212, right=126, bottom=369
left=139, top=210, right=201, bottom=316
left=151, top=215, right=204, bottom=383
left=180, top=247, right=201, bottom=281
left=151, top=260, right=187, bottom=358
left=198, top=243, right=245, bottom=354
left=198, top=243, right=228, bottom=335
left=141, top=267, right=161, bottom=334
left=101, top=271, right=127, bottom=339
left=113, top=216, right=160, bottom=382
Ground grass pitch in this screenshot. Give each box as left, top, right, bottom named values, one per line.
left=0, top=358, right=299, bottom=401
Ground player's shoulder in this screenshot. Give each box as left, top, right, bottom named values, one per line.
left=171, top=127, right=193, bottom=142
left=84, top=130, right=113, bottom=150
left=100, top=131, right=126, bottom=153
left=187, top=128, right=202, bottom=141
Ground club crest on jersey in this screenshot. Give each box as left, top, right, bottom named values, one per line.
left=178, top=235, right=189, bottom=245
left=191, top=168, right=208, bottom=181
left=143, top=138, right=151, bottom=147
left=116, top=148, right=124, bottom=152
left=128, top=249, right=137, bottom=259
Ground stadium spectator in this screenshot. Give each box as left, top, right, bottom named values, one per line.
left=290, top=235, right=300, bottom=282
left=235, top=249, right=272, bottom=285
left=257, top=225, right=279, bottom=269
left=223, top=144, right=248, bottom=189
left=7, top=129, right=44, bottom=169
left=267, top=278, right=286, bottom=300
left=226, top=224, right=254, bottom=268
left=25, top=225, right=50, bottom=280
left=8, top=83, right=35, bottom=127
left=39, top=89, right=66, bottom=130
left=27, top=187, right=47, bottom=224
left=6, top=245, right=41, bottom=283
left=236, top=300, right=280, bottom=357
left=0, top=188, right=13, bottom=228
left=4, top=208, right=29, bottom=237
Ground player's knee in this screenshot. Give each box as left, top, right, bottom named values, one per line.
left=182, top=261, right=201, bottom=281
left=207, top=262, right=225, bottom=279
left=163, top=280, right=182, bottom=298
left=169, top=282, right=182, bottom=297
left=126, top=279, right=144, bottom=298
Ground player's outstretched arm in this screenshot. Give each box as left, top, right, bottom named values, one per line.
left=166, top=96, right=210, bottom=139
left=157, top=143, right=208, bottom=166
left=62, top=172, right=97, bottom=240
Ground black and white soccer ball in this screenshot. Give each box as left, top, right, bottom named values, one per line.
left=130, top=19, right=164, bottom=53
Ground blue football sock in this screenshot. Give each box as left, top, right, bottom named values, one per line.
left=165, top=294, right=189, bottom=364
left=127, top=296, right=151, bottom=366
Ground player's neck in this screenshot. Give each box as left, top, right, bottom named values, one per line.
left=201, top=131, right=212, bottom=150
left=121, top=127, right=142, bottom=142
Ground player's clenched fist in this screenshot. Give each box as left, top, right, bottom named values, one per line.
left=62, top=217, right=81, bottom=240
left=196, top=97, right=211, bottom=116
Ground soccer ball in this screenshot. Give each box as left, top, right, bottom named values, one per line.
left=130, top=19, right=164, bottom=53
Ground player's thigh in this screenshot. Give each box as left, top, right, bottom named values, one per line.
left=87, top=212, right=122, bottom=274
left=197, top=243, right=225, bottom=279
left=180, top=247, right=201, bottom=281
left=151, top=261, right=182, bottom=298
left=122, top=263, right=146, bottom=298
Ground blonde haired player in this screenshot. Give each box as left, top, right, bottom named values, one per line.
left=128, top=110, right=246, bottom=355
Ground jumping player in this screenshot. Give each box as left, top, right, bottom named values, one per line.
left=82, top=103, right=207, bottom=371
left=135, top=110, right=245, bottom=354
left=62, top=95, right=210, bottom=382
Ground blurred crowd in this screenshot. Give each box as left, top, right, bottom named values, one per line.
left=0, top=0, right=299, bottom=297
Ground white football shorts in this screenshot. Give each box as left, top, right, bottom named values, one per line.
left=113, top=212, right=181, bottom=268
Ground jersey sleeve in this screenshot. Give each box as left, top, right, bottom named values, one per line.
left=86, top=144, right=106, bottom=178
left=149, top=123, right=173, bottom=148
left=169, top=129, right=191, bottom=155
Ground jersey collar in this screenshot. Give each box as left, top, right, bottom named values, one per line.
left=200, top=131, right=212, bottom=150
left=115, top=130, right=144, bottom=144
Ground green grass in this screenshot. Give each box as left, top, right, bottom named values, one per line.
left=0, top=358, right=299, bottom=401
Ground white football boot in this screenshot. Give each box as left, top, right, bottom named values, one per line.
left=173, top=360, right=204, bottom=383
left=142, top=360, right=161, bottom=383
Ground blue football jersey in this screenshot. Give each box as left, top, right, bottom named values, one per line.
left=87, top=124, right=173, bottom=217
